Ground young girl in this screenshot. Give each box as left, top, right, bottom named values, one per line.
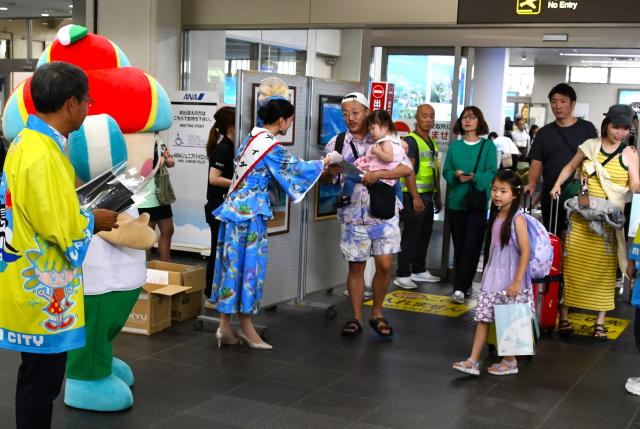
left=452, top=169, right=534, bottom=376
left=336, top=109, right=405, bottom=207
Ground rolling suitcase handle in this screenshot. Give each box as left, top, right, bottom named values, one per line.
left=549, top=197, right=560, bottom=236
left=522, top=193, right=533, bottom=213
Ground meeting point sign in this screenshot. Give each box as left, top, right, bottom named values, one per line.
left=458, top=0, right=640, bottom=23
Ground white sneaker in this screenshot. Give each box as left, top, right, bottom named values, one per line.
left=451, top=290, right=465, bottom=304
left=393, top=277, right=418, bottom=290
left=343, top=287, right=374, bottom=299
left=363, top=287, right=373, bottom=299
left=626, top=377, right=640, bottom=395
left=411, top=271, right=441, bottom=283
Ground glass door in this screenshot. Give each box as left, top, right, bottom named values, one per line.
left=374, top=47, right=473, bottom=280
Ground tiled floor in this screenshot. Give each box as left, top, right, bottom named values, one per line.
left=2, top=279, right=640, bottom=428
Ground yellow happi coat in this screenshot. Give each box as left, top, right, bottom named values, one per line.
left=0, top=115, right=93, bottom=353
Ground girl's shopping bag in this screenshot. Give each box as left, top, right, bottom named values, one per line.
left=495, top=303, right=535, bottom=356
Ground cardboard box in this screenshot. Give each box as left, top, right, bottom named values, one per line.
left=122, top=283, right=190, bottom=335
left=145, top=261, right=206, bottom=322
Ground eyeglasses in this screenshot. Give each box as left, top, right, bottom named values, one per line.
left=461, top=114, right=477, bottom=121
left=343, top=110, right=365, bottom=119
left=80, top=95, right=95, bottom=108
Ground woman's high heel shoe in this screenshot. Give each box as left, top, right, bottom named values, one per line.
left=216, top=328, right=240, bottom=348
left=236, top=331, right=273, bottom=350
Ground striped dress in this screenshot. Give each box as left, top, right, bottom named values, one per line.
left=563, top=147, right=628, bottom=312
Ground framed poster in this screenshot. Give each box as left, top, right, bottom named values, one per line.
left=619, top=89, right=640, bottom=114
left=313, top=182, right=341, bottom=221
left=267, top=179, right=290, bottom=235
left=318, top=95, right=347, bottom=147
left=251, top=83, right=296, bottom=146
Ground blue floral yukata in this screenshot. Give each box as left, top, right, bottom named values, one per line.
left=211, top=127, right=323, bottom=314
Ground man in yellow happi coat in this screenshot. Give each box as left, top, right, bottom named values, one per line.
left=0, top=62, right=118, bottom=429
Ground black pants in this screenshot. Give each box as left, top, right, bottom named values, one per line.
left=541, top=193, right=567, bottom=236
left=450, top=209, right=487, bottom=295
left=205, top=203, right=222, bottom=299
left=397, top=192, right=434, bottom=277
left=16, top=352, right=67, bottom=429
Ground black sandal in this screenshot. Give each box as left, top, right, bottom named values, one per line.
left=369, top=317, right=393, bottom=337
left=558, top=319, right=573, bottom=336
left=593, top=324, right=608, bottom=341
left=341, top=319, right=362, bottom=337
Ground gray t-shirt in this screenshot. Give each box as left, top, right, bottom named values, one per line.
left=528, top=118, right=598, bottom=191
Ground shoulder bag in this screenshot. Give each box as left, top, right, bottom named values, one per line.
left=368, top=181, right=396, bottom=219
left=552, top=123, right=583, bottom=207
left=358, top=140, right=397, bottom=220
left=464, top=139, right=488, bottom=212
left=156, top=164, right=176, bottom=205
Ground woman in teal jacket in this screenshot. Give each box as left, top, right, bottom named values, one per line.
left=443, top=106, right=497, bottom=304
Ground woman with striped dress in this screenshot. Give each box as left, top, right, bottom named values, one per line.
left=551, top=105, right=640, bottom=340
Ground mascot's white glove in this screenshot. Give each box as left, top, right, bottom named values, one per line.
left=325, top=151, right=343, bottom=165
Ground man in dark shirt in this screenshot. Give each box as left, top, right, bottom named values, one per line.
left=525, top=83, right=598, bottom=235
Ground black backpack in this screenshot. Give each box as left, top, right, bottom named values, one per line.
left=334, top=132, right=347, bottom=154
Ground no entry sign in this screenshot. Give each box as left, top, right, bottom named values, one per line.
left=369, top=81, right=394, bottom=116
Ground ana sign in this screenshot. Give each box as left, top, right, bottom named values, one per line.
left=165, top=91, right=219, bottom=252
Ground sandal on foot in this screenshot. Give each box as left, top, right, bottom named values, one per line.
left=487, top=359, right=518, bottom=376
left=341, top=319, right=362, bottom=337
left=452, top=359, right=480, bottom=376
left=593, top=323, right=608, bottom=341
left=369, top=317, right=393, bottom=337
left=558, top=319, right=574, bottom=336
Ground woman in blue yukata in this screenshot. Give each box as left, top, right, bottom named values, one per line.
left=210, top=77, right=342, bottom=350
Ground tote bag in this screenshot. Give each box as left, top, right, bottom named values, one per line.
left=495, top=302, right=535, bottom=356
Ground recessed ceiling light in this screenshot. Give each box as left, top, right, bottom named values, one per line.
left=0, top=7, right=8, bottom=11
left=41, top=12, right=49, bottom=17
left=69, top=4, right=73, bottom=7
left=562, top=52, right=640, bottom=58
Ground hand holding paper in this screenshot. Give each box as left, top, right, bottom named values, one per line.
left=324, top=151, right=343, bottom=165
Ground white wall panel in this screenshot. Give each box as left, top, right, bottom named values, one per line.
left=304, top=78, right=363, bottom=294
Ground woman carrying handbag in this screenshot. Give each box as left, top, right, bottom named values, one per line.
left=138, top=136, right=176, bottom=262
left=443, top=106, right=497, bottom=304
left=551, top=104, right=640, bottom=340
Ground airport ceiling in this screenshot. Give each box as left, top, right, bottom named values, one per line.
left=2, top=5, right=639, bottom=69
left=0, top=0, right=72, bottom=18
left=510, top=48, right=640, bottom=68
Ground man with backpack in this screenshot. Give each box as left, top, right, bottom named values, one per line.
left=394, top=104, right=441, bottom=289
left=322, top=92, right=412, bottom=337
